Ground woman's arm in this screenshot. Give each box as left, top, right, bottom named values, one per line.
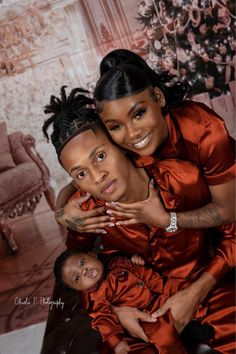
left=56, top=181, right=77, bottom=209
left=105, top=178, right=235, bottom=228
left=175, top=179, right=235, bottom=228
left=151, top=272, right=216, bottom=333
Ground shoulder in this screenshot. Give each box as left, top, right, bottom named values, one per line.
left=171, top=100, right=222, bottom=125
left=170, top=101, right=225, bottom=140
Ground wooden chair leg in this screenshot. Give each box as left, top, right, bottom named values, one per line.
left=43, top=186, right=56, bottom=211
left=0, top=216, right=18, bottom=253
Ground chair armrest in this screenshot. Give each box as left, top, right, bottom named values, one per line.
left=9, top=132, right=51, bottom=187
left=8, top=132, right=32, bottom=164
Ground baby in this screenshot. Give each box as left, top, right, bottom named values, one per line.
left=54, top=249, right=213, bottom=354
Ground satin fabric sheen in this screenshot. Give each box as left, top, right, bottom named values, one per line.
left=67, top=101, right=235, bottom=354
left=67, top=159, right=235, bottom=353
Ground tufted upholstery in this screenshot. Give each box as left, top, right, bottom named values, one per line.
left=41, top=285, right=216, bottom=354
left=0, top=128, right=55, bottom=253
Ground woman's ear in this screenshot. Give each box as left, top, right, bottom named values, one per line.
left=154, top=87, right=166, bottom=107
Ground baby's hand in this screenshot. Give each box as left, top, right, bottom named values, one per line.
left=114, top=340, right=130, bottom=354
left=131, top=254, right=145, bottom=266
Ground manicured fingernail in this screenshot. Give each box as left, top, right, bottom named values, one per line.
left=107, top=210, right=112, bottom=215
left=116, top=222, right=121, bottom=226
left=110, top=201, right=116, bottom=206
left=110, top=217, right=116, bottom=221
left=101, top=230, right=107, bottom=234
left=108, top=223, right=115, bottom=227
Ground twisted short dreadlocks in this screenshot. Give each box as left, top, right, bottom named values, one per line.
left=42, top=86, right=104, bottom=158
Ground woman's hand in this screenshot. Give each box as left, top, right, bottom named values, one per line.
left=55, top=193, right=114, bottom=234
left=151, top=288, right=200, bottom=333
left=112, top=306, right=157, bottom=342
left=114, top=340, right=130, bottom=354
left=151, top=272, right=216, bottom=333
left=106, top=182, right=169, bottom=228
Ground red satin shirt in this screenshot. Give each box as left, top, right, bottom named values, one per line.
left=135, top=101, right=235, bottom=186
left=82, top=256, right=188, bottom=353
left=67, top=159, right=235, bottom=282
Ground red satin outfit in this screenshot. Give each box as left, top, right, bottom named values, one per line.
left=135, top=101, right=235, bottom=186
left=67, top=159, right=235, bottom=354
left=82, top=256, right=191, bottom=354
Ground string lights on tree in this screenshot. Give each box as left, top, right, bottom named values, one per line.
left=137, top=0, right=235, bottom=97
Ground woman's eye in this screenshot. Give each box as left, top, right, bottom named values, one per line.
left=134, top=109, right=146, bottom=119
left=108, top=124, right=122, bottom=131
left=97, top=152, right=106, bottom=162
left=80, top=259, right=85, bottom=266
left=77, top=171, right=87, bottom=179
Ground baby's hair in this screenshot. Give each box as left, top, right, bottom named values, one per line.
left=54, top=248, right=83, bottom=291
left=42, top=86, right=104, bottom=158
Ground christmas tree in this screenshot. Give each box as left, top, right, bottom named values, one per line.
left=137, top=0, right=235, bottom=97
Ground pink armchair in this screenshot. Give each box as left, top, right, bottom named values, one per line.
left=0, top=123, right=55, bottom=253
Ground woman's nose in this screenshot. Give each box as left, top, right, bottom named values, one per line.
left=92, top=170, right=107, bottom=184
left=126, top=123, right=142, bottom=140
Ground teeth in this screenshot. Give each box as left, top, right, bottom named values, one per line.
left=133, top=134, right=151, bottom=149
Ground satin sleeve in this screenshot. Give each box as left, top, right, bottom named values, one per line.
left=198, top=115, right=235, bottom=186
left=88, top=287, right=124, bottom=349
left=204, top=223, right=236, bottom=281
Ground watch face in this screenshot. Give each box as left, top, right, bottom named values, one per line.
left=165, top=225, right=178, bottom=233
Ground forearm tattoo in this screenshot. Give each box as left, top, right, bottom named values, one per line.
left=72, top=216, right=85, bottom=227
left=65, top=219, right=80, bottom=231
left=55, top=208, right=84, bottom=231
left=177, top=204, right=224, bottom=229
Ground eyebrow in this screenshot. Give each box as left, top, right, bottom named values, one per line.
left=104, top=101, right=145, bottom=123
left=70, top=144, right=105, bottom=174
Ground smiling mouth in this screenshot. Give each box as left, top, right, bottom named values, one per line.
left=101, top=179, right=117, bottom=195
left=131, top=133, right=151, bottom=149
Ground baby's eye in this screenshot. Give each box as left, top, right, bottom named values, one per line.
left=74, top=274, right=80, bottom=281
left=134, top=109, right=146, bottom=120
left=108, top=124, right=122, bottom=131
left=80, top=259, right=85, bottom=266
left=97, top=152, right=106, bottom=162
left=77, top=171, right=87, bottom=179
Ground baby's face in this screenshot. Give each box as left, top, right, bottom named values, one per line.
left=62, top=252, right=104, bottom=291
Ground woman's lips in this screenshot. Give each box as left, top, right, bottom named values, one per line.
left=130, top=132, right=151, bottom=149
left=101, top=179, right=117, bottom=195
